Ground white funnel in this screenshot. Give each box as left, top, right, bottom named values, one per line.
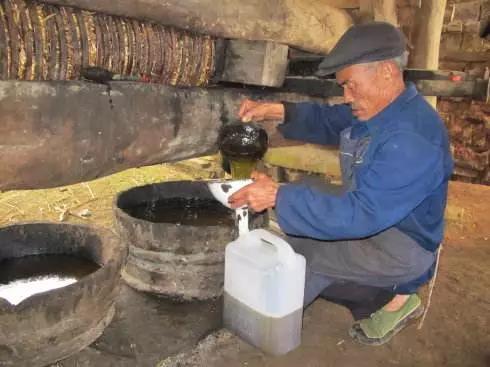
left=207, top=179, right=252, bottom=208
left=207, top=179, right=252, bottom=236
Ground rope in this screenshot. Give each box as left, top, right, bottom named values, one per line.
left=417, top=244, right=443, bottom=330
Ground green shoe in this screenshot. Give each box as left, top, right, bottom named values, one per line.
left=349, top=294, right=424, bottom=346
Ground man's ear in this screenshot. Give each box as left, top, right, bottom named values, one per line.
left=379, top=61, right=394, bottom=81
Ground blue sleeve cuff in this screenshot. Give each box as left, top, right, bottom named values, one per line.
left=282, top=102, right=296, bottom=125
left=276, top=102, right=297, bottom=138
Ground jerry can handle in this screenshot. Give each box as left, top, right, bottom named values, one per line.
left=253, top=229, right=296, bottom=266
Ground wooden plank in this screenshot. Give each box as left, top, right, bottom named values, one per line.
left=413, top=79, right=489, bottom=100
left=220, top=40, right=289, bottom=87
left=41, top=0, right=353, bottom=54
left=281, top=76, right=343, bottom=97
left=440, top=50, right=490, bottom=63
left=264, top=145, right=341, bottom=178
left=280, top=76, right=490, bottom=100
left=403, top=69, right=469, bottom=80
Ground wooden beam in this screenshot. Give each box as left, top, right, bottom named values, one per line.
left=440, top=50, right=490, bottom=63
left=412, top=80, right=489, bottom=101
left=264, top=145, right=341, bottom=179
left=220, top=40, right=289, bottom=87
left=0, top=81, right=321, bottom=191
left=41, top=0, right=353, bottom=54
left=408, top=0, right=447, bottom=107
left=280, top=76, right=490, bottom=100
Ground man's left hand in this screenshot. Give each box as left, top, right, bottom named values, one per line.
left=228, top=171, right=279, bottom=212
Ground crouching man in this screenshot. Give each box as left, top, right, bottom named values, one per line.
left=229, top=22, right=453, bottom=345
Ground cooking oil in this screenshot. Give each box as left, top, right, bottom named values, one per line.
left=229, top=157, right=258, bottom=179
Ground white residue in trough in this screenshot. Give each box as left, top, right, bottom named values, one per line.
left=0, top=276, right=77, bottom=305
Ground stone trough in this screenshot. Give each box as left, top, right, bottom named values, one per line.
left=0, top=222, right=125, bottom=367
left=114, top=180, right=268, bottom=301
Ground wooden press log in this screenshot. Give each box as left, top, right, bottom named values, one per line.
left=39, top=0, right=353, bottom=54
left=0, top=81, right=323, bottom=191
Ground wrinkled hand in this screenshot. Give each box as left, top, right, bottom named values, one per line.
left=228, top=171, right=279, bottom=212
left=238, top=99, right=285, bottom=123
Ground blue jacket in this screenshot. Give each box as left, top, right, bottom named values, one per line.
left=276, top=84, right=454, bottom=254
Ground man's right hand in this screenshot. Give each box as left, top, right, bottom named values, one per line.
left=238, top=99, right=285, bottom=123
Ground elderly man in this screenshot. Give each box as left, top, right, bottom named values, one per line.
left=229, top=22, right=454, bottom=345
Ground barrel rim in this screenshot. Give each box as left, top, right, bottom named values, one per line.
left=113, top=180, right=238, bottom=229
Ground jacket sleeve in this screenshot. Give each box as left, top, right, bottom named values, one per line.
left=277, top=102, right=353, bottom=146
left=275, top=131, right=446, bottom=240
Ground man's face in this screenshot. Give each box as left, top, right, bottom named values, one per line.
left=336, top=63, right=388, bottom=121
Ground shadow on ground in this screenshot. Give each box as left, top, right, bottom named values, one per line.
left=56, top=285, right=222, bottom=367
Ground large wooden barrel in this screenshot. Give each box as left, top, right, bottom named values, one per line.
left=0, top=222, right=125, bottom=367
left=114, top=181, right=268, bottom=301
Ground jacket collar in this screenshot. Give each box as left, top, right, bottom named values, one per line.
left=351, top=83, right=419, bottom=137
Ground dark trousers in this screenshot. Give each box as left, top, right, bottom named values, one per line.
left=283, top=177, right=434, bottom=319
left=286, top=229, right=434, bottom=320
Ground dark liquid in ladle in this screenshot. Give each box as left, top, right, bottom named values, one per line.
left=219, top=123, right=268, bottom=180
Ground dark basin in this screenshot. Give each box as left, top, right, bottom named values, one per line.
left=0, top=222, right=125, bottom=367
left=114, top=180, right=268, bottom=301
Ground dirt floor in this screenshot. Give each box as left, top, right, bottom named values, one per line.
left=49, top=285, right=223, bottom=367
left=1, top=158, right=489, bottom=367
left=159, top=238, right=490, bottom=367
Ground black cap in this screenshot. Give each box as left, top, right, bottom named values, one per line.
left=316, top=22, right=406, bottom=77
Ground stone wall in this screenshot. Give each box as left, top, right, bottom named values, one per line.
left=398, top=0, right=489, bottom=185
left=439, top=0, right=489, bottom=184
left=439, top=99, right=490, bottom=184
left=440, top=0, right=489, bottom=75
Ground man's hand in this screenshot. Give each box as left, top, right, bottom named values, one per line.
left=238, top=99, right=285, bottom=123
left=228, top=171, right=279, bottom=212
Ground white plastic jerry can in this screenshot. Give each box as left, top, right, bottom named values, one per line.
left=223, top=229, right=306, bottom=356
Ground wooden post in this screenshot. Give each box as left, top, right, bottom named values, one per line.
left=409, top=0, right=448, bottom=108
left=220, top=40, right=289, bottom=87
left=41, top=0, right=353, bottom=54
